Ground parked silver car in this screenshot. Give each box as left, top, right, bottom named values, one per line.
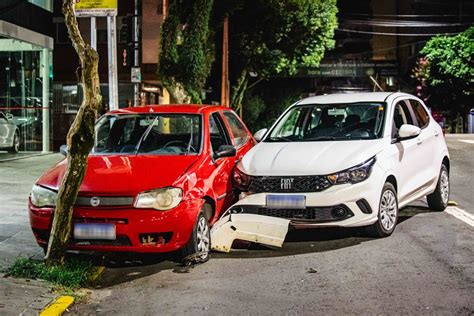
left=0, top=112, right=20, bottom=153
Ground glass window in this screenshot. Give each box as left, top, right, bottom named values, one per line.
left=93, top=114, right=202, bottom=155
left=28, top=0, right=52, bottom=11
left=209, top=113, right=230, bottom=153
left=266, top=103, right=386, bottom=142
left=410, top=100, right=430, bottom=128
left=223, top=111, right=249, bottom=148
left=392, top=101, right=414, bottom=138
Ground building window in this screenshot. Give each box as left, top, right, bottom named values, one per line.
left=28, top=0, right=52, bottom=12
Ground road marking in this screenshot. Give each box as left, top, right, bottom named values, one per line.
left=39, top=296, right=74, bottom=316
left=458, top=139, right=474, bottom=144
left=445, top=207, right=474, bottom=227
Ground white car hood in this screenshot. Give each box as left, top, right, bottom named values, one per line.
left=240, top=140, right=383, bottom=176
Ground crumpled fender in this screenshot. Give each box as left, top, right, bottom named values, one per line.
left=210, top=213, right=290, bottom=252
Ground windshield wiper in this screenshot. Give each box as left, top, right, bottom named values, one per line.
left=266, top=136, right=294, bottom=142
left=306, top=136, right=339, bottom=141
left=134, top=116, right=159, bottom=155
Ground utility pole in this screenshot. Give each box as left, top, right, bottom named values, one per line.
left=107, top=15, right=119, bottom=110
left=221, top=16, right=229, bottom=107
left=90, top=17, right=97, bottom=50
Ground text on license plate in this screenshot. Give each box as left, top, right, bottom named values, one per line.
left=73, top=223, right=116, bottom=240
left=266, top=195, right=306, bottom=209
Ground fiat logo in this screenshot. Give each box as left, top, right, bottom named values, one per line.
left=281, top=178, right=294, bottom=190
left=90, top=196, right=101, bottom=207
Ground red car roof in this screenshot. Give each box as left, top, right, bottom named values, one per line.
left=107, top=104, right=229, bottom=115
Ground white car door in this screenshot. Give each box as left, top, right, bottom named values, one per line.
left=408, top=99, right=438, bottom=184
left=389, top=99, right=428, bottom=202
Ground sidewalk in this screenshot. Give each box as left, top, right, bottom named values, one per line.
left=0, top=154, right=62, bottom=315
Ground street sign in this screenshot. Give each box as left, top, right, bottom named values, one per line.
left=75, top=0, right=118, bottom=17
left=131, top=67, right=141, bottom=83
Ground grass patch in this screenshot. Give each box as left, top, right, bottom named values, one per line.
left=7, top=258, right=95, bottom=288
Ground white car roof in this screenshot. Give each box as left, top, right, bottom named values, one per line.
left=296, top=92, right=413, bottom=105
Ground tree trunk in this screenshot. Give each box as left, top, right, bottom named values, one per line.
left=231, top=70, right=248, bottom=112
left=45, top=0, right=102, bottom=266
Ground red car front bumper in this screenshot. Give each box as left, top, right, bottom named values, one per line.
left=28, top=198, right=203, bottom=253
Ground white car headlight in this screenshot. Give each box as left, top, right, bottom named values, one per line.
left=327, top=157, right=376, bottom=185
left=134, top=187, right=183, bottom=210
left=30, top=185, right=57, bottom=207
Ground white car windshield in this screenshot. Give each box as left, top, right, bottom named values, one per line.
left=266, top=102, right=386, bottom=142
left=93, top=113, right=202, bottom=155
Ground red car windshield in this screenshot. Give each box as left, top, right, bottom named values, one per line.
left=93, top=113, right=202, bottom=155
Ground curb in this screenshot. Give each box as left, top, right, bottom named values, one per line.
left=39, top=296, right=75, bottom=316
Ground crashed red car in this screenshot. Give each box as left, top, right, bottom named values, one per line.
left=29, top=105, right=254, bottom=260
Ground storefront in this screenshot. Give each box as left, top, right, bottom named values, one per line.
left=0, top=1, right=53, bottom=159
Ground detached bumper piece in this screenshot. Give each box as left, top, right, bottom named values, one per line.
left=210, top=214, right=290, bottom=253
left=228, top=204, right=354, bottom=223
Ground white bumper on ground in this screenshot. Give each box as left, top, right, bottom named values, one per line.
left=210, top=214, right=290, bottom=252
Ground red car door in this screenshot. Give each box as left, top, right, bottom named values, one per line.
left=208, top=112, right=237, bottom=217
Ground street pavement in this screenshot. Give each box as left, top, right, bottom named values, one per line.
left=0, top=136, right=472, bottom=315
left=71, top=135, right=474, bottom=315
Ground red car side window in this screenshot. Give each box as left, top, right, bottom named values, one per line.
left=223, top=111, right=249, bottom=148
left=209, top=113, right=231, bottom=153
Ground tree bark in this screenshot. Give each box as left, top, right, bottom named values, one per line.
left=45, top=0, right=101, bottom=266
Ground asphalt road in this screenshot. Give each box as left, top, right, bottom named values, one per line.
left=66, top=135, right=473, bottom=315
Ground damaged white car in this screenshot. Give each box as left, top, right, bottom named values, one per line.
left=224, top=92, right=450, bottom=240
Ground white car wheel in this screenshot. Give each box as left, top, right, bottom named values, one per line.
left=366, top=182, right=398, bottom=238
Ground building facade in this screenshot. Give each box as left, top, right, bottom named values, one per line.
left=51, top=0, right=167, bottom=148
left=0, top=0, right=54, bottom=158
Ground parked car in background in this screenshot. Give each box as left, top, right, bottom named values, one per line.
left=0, top=111, right=20, bottom=153
left=233, top=92, right=450, bottom=237
left=29, top=105, right=254, bottom=260
left=431, top=111, right=446, bottom=134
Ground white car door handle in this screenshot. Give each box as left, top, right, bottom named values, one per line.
left=434, top=130, right=440, bottom=137
left=417, top=138, right=423, bottom=145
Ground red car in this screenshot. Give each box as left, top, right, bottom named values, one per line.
left=29, top=105, right=254, bottom=260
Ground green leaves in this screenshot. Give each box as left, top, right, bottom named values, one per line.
left=158, top=0, right=214, bottom=103
left=158, top=0, right=338, bottom=104
left=419, top=26, right=473, bottom=94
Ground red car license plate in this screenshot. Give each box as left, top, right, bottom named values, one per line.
left=73, top=223, right=116, bottom=240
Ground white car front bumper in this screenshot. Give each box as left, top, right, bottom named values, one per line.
left=229, top=165, right=385, bottom=228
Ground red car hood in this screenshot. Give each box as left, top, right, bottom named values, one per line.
left=37, top=155, right=199, bottom=195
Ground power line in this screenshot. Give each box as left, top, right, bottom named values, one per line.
left=340, top=13, right=474, bottom=18
left=337, top=28, right=460, bottom=37
left=342, top=19, right=471, bottom=27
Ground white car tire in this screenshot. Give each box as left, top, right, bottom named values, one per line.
left=427, top=164, right=449, bottom=212
left=366, top=182, right=398, bottom=238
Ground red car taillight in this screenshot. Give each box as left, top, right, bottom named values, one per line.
left=233, top=167, right=252, bottom=191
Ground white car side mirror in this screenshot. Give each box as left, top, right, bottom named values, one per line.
left=254, top=128, right=268, bottom=142
left=398, top=124, right=421, bottom=140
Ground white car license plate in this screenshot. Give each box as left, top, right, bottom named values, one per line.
left=266, top=195, right=306, bottom=209
left=73, top=223, right=116, bottom=240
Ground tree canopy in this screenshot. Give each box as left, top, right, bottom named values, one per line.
left=158, top=0, right=338, bottom=105
left=415, top=26, right=473, bottom=100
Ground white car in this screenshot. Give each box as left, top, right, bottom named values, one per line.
left=0, top=112, right=20, bottom=153
left=232, top=92, right=450, bottom=237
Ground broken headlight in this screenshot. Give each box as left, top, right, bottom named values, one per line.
left=30, top=185, right=57, bottom=208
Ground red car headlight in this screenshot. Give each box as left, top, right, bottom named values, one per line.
left=233, top=167, right=252, bottom=191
